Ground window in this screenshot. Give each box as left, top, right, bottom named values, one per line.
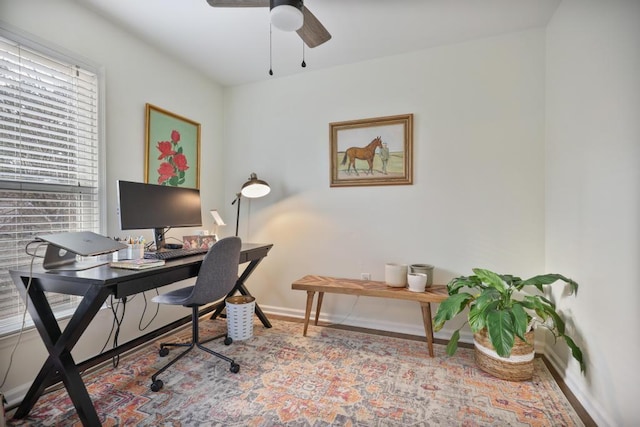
left=0, top=32, right=101, bottom=335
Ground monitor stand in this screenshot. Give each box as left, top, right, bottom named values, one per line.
left=153, top=227, right=167, bottom=251
left=43, top=245, right=108, bottom=271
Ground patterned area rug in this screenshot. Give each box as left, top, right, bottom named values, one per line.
left=7, top=318, right=583, bottom=426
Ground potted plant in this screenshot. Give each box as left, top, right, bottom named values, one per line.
left=433, top=268, right=585, bottom=381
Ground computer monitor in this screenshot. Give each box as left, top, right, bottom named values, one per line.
left=117, top=180, right=202, bottom=251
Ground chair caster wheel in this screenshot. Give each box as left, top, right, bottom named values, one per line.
left=150, top=379, right=163, bottom=392
left=230, top=363, right=240, bottom=373
left=159, top=347, right=169, bottom=357
left=224, top=336, right=233, bottom=346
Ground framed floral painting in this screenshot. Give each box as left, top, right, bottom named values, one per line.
left=144, top=103, right=200, bottom=188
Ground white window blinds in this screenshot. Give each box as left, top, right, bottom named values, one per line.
left=0, top=34, right=100, bottom=334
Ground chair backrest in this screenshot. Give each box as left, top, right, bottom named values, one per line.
left=183, top=236, right=242, bottom=306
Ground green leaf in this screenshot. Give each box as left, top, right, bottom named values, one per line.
left=446, top=329, right=460, bottom=356
left=473, top=268, right=507, bottom=294
left=486, top=309, right=515, bottom=357
left=447, top=276, right=481, bottom=294
left=563, top=335, right=586, bottom=374
left=510, top=303, right=529, bottom=341
left=433, top=293, right=474, bottom=332
left=521, top=296, right=549, bottom=322
left=542, top=304, right=566, bottom=336
left=521, top=296, right=566, bottom=337
left=469, top=299, right=498, bottom=333
left=474, top=288, right=501, bottom=311
left=536, top=294, right=556, bottom=309
left=500, top=274, right=521, bottom=288
left=520, top=274, right=578, bottom=295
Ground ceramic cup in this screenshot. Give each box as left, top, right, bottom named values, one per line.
left=410, top=264, right=434, bottom=287
left=385, top=263, right=408, bottom=287
left=407, top=273, right=428, bottom=292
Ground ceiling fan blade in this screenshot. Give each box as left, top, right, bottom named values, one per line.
left=206, top=0, right=269, bottom=7
left=297, top=7, right=331, bottom=48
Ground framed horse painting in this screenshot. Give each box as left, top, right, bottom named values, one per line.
left=145, top=103, right=201, bottom=189
left=330, top=114, right=413, bottom=187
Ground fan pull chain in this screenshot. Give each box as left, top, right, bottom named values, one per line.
left=268, top=24, right=274, bottom=76
left=301, top=42, right=306, bottom=68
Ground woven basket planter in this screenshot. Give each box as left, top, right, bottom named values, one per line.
left=473, top=329, right=535, bottom=381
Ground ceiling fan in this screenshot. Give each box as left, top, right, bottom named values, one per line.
left=206, top=0, right=332, bottom=48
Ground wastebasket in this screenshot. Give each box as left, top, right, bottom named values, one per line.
left=225, top=295, right=256, bottom=341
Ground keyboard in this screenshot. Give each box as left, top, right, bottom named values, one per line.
left=144, top=247, right=209, bottom=260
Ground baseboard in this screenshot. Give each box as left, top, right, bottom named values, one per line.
left=2, top=382, right=29, bottom=412
left=544, top=348, right=610, bottom=427
left=261, top=305, right=545, bottom=349
left=263, top=304, right=453, bottom=337
left=1, top=391, right=6, bottom=427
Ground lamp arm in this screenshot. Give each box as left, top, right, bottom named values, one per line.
left=232, top=193, right=242, bottom=237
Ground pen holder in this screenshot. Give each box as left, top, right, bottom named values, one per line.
left=114, top=244, right=144, bottom=261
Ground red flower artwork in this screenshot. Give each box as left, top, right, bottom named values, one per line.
left=157, top=162, right=176, bottom=184
left=171, top=130, right=181, bottom=144
left=156, top=130, right=189, bottom=186
left=157, top=141, right=176, bottom=160
left=173, top=153, right=189, bottom=172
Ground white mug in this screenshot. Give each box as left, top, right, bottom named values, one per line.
left=407, top=273, right=427, bottom=292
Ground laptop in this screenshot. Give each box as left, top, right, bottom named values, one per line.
left=37, top=231, right=128, bottom=271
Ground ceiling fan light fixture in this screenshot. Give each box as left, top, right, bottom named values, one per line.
left=270, top=0, right=303, bottom=32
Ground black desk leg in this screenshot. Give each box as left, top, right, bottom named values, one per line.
left=210, top=256, right=272, bottom=328
left=12, top=274, right=111, bottom=426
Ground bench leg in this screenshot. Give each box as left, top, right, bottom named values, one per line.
left=303, top=291, right=315, bottom=336
left=314, top=292, right=324, bottom=326
left=420, top=302, right=435, bottom=357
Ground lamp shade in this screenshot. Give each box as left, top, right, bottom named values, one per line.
left=240, top=173, right=270, bottom=198
left=270, top=0, right=303, bottom=32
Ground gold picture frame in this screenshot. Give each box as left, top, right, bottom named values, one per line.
left=330, top=113, right=413, bottom=187
left=145, top=103, right=201, bottom=189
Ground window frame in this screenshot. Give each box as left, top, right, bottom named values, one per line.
left=0, top=24, right=107, bottom=337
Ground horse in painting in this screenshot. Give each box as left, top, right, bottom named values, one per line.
left=341, top=136, right=383, bottom=175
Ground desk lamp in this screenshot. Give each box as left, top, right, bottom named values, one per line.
left=232, top=173, right=270, bottom=236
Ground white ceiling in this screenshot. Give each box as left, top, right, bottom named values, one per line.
left=71, top=0, right=561, bottom=87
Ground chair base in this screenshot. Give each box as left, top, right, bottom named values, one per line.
left=150, top=306, right=239, bottom=392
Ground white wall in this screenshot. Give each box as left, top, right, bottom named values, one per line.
left=546, top=0, right=640, bottom=425
left=222, top=30, right=547, bottom=336
left=0, top=0, right=224, bottom=403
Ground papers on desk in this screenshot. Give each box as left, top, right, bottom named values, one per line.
left=110, top=258, right=165, bottom=270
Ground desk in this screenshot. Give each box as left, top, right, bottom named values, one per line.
left=10, top=242, right=272, bottom=426
left=291, top=275, right=448, bottom=357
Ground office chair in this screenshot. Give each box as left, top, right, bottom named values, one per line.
left=149, top=236, right=242, bottom=392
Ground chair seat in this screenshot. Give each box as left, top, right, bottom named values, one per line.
left=151, top=286, right=194, bottom=306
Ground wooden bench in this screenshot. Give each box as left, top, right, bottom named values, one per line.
left=291, top=275, right=448, bottom=357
